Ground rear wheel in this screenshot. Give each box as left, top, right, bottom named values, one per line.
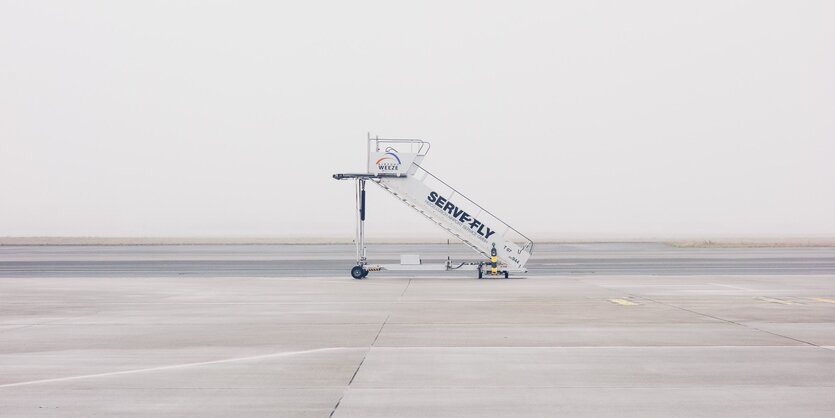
left=478, top=267, right=483, bottom=279
left=351, top=266, right=365, bottom=279
left=504, top=271, right=509, bottom=279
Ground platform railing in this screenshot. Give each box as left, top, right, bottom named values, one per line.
left=368, top=136, right=430, bottom=157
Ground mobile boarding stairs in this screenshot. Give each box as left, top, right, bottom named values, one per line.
left=333, top=136, right=533, bottom=279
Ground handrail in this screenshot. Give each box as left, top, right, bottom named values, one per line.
left=413, top=163, right=534, bottom=256
left=369, top=137, right=431, bottom=156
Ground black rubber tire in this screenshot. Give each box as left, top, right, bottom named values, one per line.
left=478, top=269, right=483, bottom=279
left=504, top=271, right=509, bottom=279
left=351, top=266, right=365, bottom=279
left=361, top=269, right=369, bottom=278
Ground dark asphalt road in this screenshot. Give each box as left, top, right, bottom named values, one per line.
left=1, top=243, right=833, bottom=277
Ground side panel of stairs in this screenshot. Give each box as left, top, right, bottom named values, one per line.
left=374, top=165, right=532, bottom=270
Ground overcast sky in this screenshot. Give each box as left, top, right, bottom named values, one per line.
left=1, top=1, right=833, bottom=240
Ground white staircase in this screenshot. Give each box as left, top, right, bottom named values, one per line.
left=366, top=139, right=533, bottom=271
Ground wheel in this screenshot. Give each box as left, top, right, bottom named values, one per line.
left=478, top=268, right=483, bottom=279
left=351, top=266, right=365, bottom=279
left=504, top=271, right=509, bottom=279
left=361, top=269, right=369, bottom=278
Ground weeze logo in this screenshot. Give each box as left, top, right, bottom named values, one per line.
left=375, top=151, right=401, bottom=171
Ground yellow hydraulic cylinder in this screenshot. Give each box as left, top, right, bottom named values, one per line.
left=490, top=244, right=498, bottom=274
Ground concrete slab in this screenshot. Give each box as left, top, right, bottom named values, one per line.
left=0, top=324, right=380, bottom=354
left=2, top=387, right=343, bottom=417
left=333, top=387, right=835, bottom=418
left=742, top=322, right=835, bottom=346
left=644, top=296, right=835, bottom=323
left=374, top=323, right=801, bottom=347
left=385, top=298, right=716, bottom=325
left=1, top=244, right=835, bottom=416
left=348, top=346, right=835, bottom=388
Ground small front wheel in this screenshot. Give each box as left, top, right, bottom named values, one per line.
left=351, top=266, right=365, bottom=279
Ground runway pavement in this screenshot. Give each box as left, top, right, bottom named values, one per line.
left=1, top=243, right=834, bottom=277
left=1, top=243, right=834, bottom=416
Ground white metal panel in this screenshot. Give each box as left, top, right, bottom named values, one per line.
left=368, top=151, right=417, bottom=176
left=400, top=254, right=421, bottom=265
left=375, top=173, right=532, bottom=270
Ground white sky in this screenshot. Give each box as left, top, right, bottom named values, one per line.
left=1, top=1, right=833, bottom=240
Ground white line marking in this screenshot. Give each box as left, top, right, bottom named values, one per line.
left=711, top=283, right=756, bottom=291
left=0, top=347, right=353, bottom=389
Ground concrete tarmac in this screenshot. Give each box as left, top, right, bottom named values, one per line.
left=1, top=243, right=835, bottom=416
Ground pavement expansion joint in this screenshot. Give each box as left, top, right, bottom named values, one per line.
left=330, top=306, right=394, bottom=416
left=635, top=295, right=829, bottom=351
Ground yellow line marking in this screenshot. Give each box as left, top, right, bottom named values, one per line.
left=610, top=298, right=638, bottom=306
left=813, top=298, right=835, bottom=304
left=754, top=296, right=794, bottom=305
